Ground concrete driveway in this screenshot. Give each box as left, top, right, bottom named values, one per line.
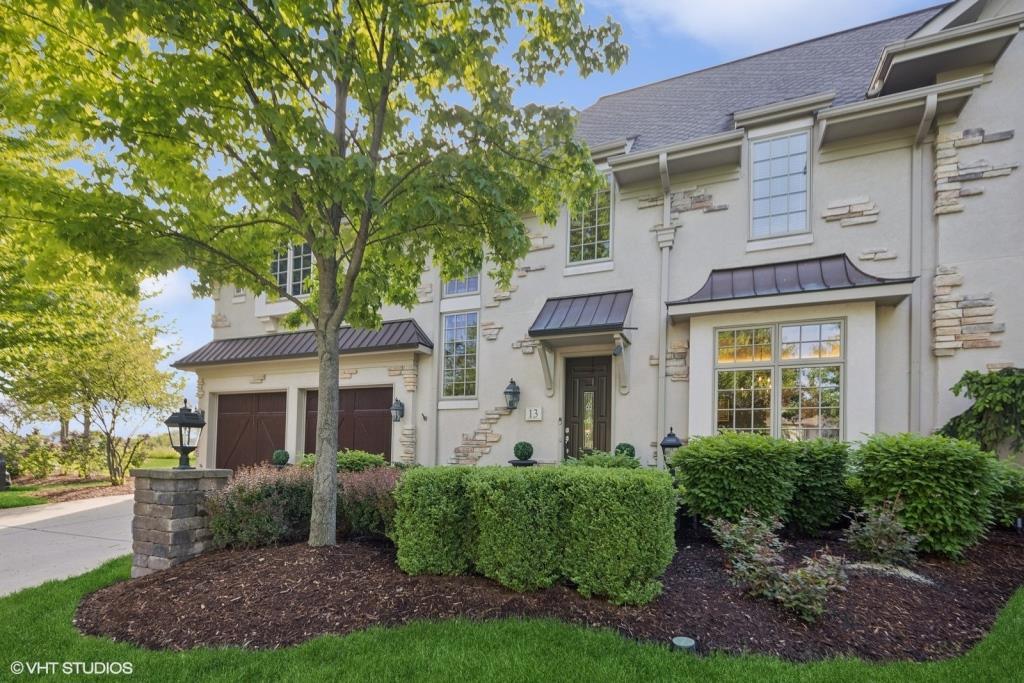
left=0, top=495, right=133, bottom=596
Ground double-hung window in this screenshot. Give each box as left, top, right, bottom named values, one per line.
left=751, top=132, right=808, bottom=239
left=442, top=311, right=478, bottom=398
left=270, top=244, right=313, bottom=296
left=442, top=273, right=480, bottom=298
left=568, top=178, right=612, bottom=264
left=715, top=320, right=842, bottom=440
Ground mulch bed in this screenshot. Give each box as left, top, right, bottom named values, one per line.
left=13, top=475, right=133, bottom=503
left=75, top=532, right=1024, bottom=661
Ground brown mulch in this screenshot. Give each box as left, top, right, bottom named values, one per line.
left=13, top=474, right=134, bottom=503
left=74, top=532, right=1024, bottom=661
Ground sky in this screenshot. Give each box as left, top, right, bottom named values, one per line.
left=138, top=0, right=939, bottom=431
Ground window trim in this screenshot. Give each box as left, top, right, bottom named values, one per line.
left=748, top=128, right=812, bottom=242
left=271, top=244, right=313, bottom=299
left=440, top=310, right=480, bottom=400
left=566, top=173, right=615, bottom=267
left=712, top=317, right=846, bottom=440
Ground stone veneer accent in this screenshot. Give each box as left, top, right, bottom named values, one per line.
left=858, top=247, right=897, bottom=261
left=453, top=406, right=512, bottom=465
left=388, top=365, right=418, bottom=392
left=512, top=336, right=541, bottom=354
left=339, top=368, right=358, bottom=381
left=638, top=187, right=728, bottom=223
left=131, top=468, right=231, bottom=578
left=481, top=321, right=502, bottom=341
left=822, top=196, right=880, bottom=227
left=932, top=265, right=1004, bottom=357
left=416, top=282, right=433, bottom=304
left=399, top=426, right=417, bottom=463
left=210, top=312, right=230, bottom=328
left=528, top=232, right=555, bottom=252
left=934, top=128, right=1017, bottom=215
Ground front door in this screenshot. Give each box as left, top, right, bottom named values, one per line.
left=564, top=356, right=611, bottom=459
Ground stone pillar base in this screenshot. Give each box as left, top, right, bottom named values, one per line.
left=130, top=468, right=231, bottom=578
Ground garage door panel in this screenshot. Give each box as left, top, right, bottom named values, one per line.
left=216, top=392, right=286, bottom=470
left=304, top=388, right=392, bottom=460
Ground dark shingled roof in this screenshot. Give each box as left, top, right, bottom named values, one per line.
left=173, top=319, right=432, bottom=368
left=529, top=290, right=633, bottom=337
left=669, top=254, right=915, bottom=306
left=577, top=6, right=947, bottom=153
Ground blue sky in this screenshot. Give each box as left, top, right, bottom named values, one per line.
left=142, top=0, right=939, bottom=429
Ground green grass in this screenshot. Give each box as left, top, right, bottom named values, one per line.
left=1, top=557, right=1023, bottom=682
left=0, top=480, right=110, bottom=509
left=0, top=485, right=48, bottom=509
left=139, top=445, right=180, bottom=470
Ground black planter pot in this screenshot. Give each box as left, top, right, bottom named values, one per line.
left=508, top=458, right=537, bottom=467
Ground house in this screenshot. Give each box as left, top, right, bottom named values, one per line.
left=174, top=0, right=1023, bottom=469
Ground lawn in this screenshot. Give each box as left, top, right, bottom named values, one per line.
left=138, top=445, right=179, bottom=470
left=0, top=480, right=110, bottom=509
left=2, top=557, right=1023, bottom=682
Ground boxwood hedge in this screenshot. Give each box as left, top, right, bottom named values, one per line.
left=393, top=467, right=475, bottom=575
left=787, top=439, right=849, bottom=535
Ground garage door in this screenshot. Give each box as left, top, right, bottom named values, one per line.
left=215, top=392, right=287, bottom=469
left=304, top=387, right=393, bottom=460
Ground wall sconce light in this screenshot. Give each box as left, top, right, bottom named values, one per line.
left=504, top=378, right=521, bottom=410
left=390, top=398, right=405, bottom=423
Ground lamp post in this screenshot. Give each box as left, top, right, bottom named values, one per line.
left=660, top=427, right=683, bottom=460
left=390, top=398, right=405, bottom=423
left=164, top=399, right=206, bottom=470
left=504, top=378, right=520, bottom=410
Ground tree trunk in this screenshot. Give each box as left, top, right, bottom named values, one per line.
left=308, top=325, right=340, bottom=545
left=105, top=434, right=123, bottom=485
left=59, top=417, right=69, bottom=446
left=82, top=409, right=91, bottom=439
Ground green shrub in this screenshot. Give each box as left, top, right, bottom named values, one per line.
left=614, top=443, right=636, bottom=459
left=392, top=466, right=676, bottom=605
left=299, top=453, right=316, bottom=468
left=991, top=460, right=1024, bottom=528
left=512, top=441, right=534, bottom=461
left=19, top=431, right=59, bottom=479
left=393, top=467, right=475, bottom=575
left=709, top=513, right=846, bottom=622
left=467, top=468, right=565, bottom=591
left=560, top=468, right=676, bottom=604
left=337, top=450, right=387, bottom=472
left=206, top=465, right=315, bottom=549
left=787, top=439, right=849, bottom=535
left=843, top=501, right=919, bottom=566
left=671, top=433, right=796, bottom=522
left=58, top=434, right=105, bottom=478
left=271, top=449, right=290, bottom=466
left=0, top=432, right=22, bottom=478
left=857, top=433, right=997, bottom=557
left=565, top=450, right=640, bottom=469
left=340, top=467, right=401, bottom=537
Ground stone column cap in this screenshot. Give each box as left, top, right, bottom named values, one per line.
left=131, top=468, right=233, bottom=479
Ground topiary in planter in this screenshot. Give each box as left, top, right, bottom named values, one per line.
left=513, top=441, right=534, bottom=461
left=271, top=449, right=290, bottom=467
left=614, top=442, right=636, bottom=459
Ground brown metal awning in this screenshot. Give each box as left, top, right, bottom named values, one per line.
left=173, top=319, right=432, bottom=369
left=669, top=254, right=914, bottom=307
left=529, top=289, right=633, bottom=338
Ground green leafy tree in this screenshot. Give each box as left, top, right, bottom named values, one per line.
left=0, top=1, right=626, bottom=544
left=940, top=368, right=1024, bottom=454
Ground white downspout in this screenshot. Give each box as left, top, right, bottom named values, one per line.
left=655, top=152, right=676, bottom=468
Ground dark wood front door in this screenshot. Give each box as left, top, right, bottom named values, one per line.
left=215, top=392, right=287, bottom=469
left=304, top=387, right=393, bottom=460
left=564, top=357, right=611, bottom=459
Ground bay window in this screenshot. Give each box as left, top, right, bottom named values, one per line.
left=715, top=320, right=842, bottom=440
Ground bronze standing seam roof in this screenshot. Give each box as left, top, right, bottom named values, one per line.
left=669, top=254, right=915, bottom=306
left=172, top=319, right=432, bottom=369
left=529, top=289, right=633, bottom=337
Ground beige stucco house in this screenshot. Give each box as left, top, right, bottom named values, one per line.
left=175, top=0, right=1023, bottom=470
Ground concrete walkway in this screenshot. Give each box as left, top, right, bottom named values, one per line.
left=0, top=495, right=133, bottom=596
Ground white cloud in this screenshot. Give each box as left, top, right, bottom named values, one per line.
left=594, top=0, right=927, bottom=54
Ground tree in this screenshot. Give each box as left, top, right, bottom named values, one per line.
left=0, top=1, right=626, bottom=544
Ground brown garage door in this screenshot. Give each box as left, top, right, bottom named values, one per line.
left=215, top=392, right=287, bottom=469
left=304, top=387, right=392, bottom=460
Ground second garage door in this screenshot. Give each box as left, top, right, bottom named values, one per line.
left=304, top=387, right=393, bottom=460
left=215, top=392, right=287, bottom=470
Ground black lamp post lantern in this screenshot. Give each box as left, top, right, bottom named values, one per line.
left=504, top=378, right=521, bottom=410
left=660, top=427, right=683, bottom=459
left=390, top=398, right=405, bottom=423
left=164, top=399, right=206, bottom=470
